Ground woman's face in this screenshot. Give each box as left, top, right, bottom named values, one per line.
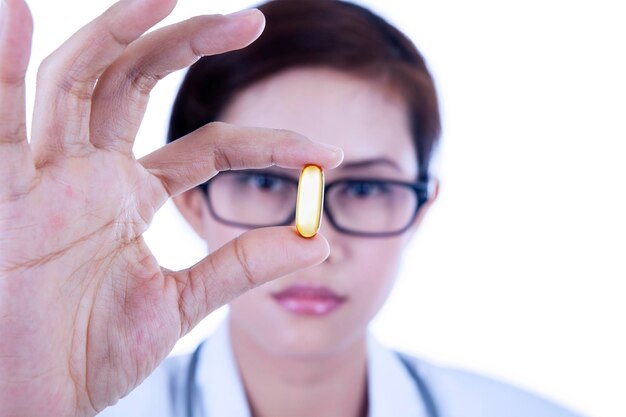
left=177, top=67, right=434, bottom=358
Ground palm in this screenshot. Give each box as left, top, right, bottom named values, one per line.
left=0, top=1, right=341, bottom=416
left=2, top=153, right=180, bottom=414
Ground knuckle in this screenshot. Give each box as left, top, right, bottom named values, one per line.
left=0, top=119, right=26, bottom=142
left=203, top=121, right=228, bottom=135
left=275, top=127, right=301, bottom=141
left=203, top=122, right=234, bottom=172
left=37, top=56, right=93, bottom=100
left=174, top=269, right=196, bottom=335
left=0, top=72, right=26, bottom=87
left=57, top=75, right=93, bottom=100
left=233, top=236, right=257, bottom=288
left=125, top=66, right=162, bottom=96
left=212, top=146, right=233, bottom=172
left=104, top=23, right=132, bottom=50
left=36, top=55, right=55, bottom=82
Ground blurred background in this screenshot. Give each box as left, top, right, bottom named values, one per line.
left=25, top=1, right=625, bottom=416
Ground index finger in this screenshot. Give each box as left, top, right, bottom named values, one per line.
left=139, top=122, right=344, bottom=207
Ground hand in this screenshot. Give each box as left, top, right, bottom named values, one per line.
left=0, top=1, right=343, bottom=416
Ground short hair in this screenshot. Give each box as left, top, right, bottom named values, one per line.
left=168, top=0, right=441, bottom=183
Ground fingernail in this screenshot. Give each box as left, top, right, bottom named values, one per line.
left=318, top=142, right=343, bottom=155
left=226, top=8, right=261, bottom=20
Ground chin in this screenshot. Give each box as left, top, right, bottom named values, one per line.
left=230, top=291, right=368, bottom=358
left=274, top=325, right=343, bottom=358
left=247, top=315, right=363, bottom=360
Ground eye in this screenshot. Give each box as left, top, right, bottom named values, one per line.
left=239, top=173, right=287, bottom=192
left=341, top=181, right=390, bottom=198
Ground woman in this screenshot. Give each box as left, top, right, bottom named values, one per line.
left=0, top=0, right=584, bottom=416
left=102, top=1, right=583, bottom=416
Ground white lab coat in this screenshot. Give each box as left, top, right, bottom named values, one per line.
left=99, top=320, right=584, bottom=417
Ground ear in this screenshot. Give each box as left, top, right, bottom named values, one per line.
left=172, top=188, right=209, bottom=238
left=405, top=177, right=440, bottom=239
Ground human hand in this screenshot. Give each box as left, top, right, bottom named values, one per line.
left=0, top=1, right=343, bottom=416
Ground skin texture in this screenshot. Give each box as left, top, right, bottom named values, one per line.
left=0, top=1, right=343, bottom=416
left=174, top=67, right=438, bottom=417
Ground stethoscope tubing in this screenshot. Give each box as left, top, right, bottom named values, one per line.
left=185, top=341, right=439, bottom=417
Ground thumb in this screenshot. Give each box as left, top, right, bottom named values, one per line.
left=168, top=226, right=330, bottom=335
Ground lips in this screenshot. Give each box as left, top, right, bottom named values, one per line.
left=271, top=285, right=347, bottom=316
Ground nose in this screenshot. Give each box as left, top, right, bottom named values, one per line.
left=318, top=213, right=347, bottom=265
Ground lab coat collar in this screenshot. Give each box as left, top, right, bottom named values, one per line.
left=196, top=321, right=251, bottom=417
left=367, top=332, right=431, bottom=417
left=197, top=320, right=429, bottom=417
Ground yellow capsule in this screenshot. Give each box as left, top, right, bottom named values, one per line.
left=295, top=165, right=324, bottom=238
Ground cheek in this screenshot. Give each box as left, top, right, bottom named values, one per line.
left=347, top=239, right=406, bottom=315
left=201, top=216, right=246, bottom=252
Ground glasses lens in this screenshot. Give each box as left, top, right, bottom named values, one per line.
left=326, top=180, right=418, bottom=234
left=208, top=171, right=297, bottom=227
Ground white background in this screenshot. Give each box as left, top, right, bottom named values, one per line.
left=23, top=1, right=625, bottom=417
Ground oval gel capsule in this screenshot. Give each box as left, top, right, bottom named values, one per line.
left=295, top=165, right=324, bottom=238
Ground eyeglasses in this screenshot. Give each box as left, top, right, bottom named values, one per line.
left=201, top=169, right=430, bottom=237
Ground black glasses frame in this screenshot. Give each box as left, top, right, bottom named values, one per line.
left=201, top=170, right=430, bottom=238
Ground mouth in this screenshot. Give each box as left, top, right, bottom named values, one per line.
left=271, top=284, right=347, bottom=316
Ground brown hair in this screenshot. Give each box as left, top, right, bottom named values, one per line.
left=168, top=0, right=441, bottom=182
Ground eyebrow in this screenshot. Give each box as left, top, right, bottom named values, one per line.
left=339, top=157, right=402, bottom=172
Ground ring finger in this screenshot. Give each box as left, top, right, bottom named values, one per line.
left=89, top=10, right=265, bottom=155
left=29, top=0, right=176, bottom=161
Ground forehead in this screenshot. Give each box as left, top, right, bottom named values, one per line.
left=220, top=67, right=418, bottom=179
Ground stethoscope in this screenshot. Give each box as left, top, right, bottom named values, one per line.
left=184, top=341, right=440, bottom=417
